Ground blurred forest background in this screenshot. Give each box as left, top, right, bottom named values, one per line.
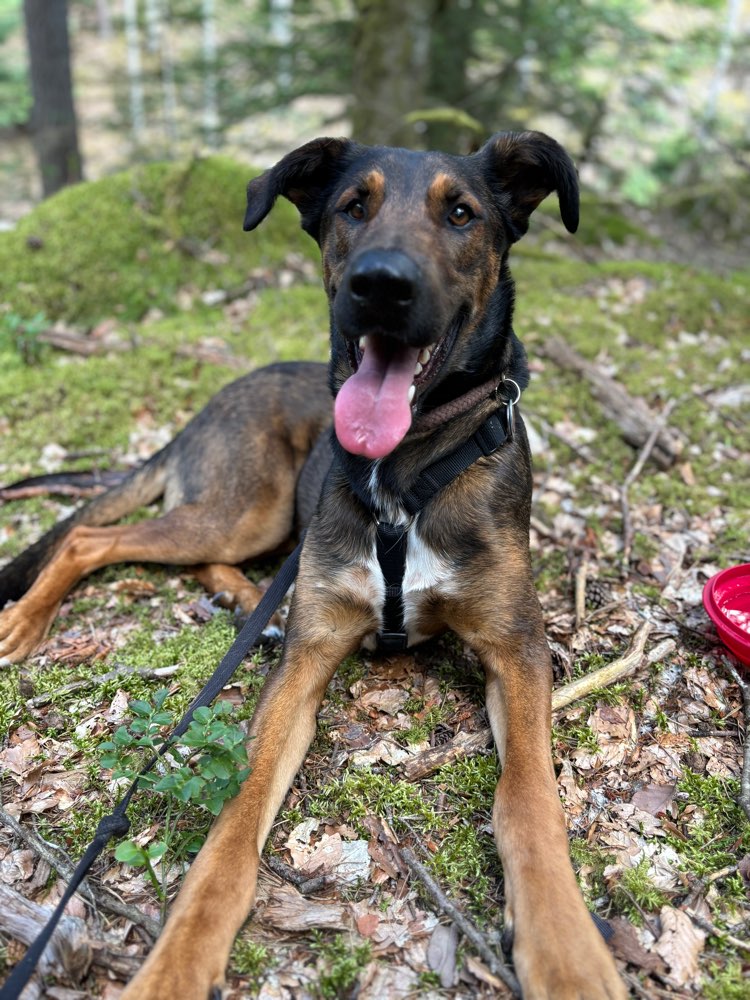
left=1, top=0, right=749, bottom=255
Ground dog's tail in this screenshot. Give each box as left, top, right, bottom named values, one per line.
left=0, top=445, right=173, bottom=607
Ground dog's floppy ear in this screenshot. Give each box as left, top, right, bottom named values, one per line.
left=480, top=130, right=579, bottom=240
left=244, top=136, right=361, bottom=241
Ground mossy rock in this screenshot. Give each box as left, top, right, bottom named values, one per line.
left=0, top=156, right=315, bottom=324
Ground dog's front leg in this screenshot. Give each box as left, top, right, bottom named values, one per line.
left=468, top=624, right=626, bottom=1000
left=121, top=573, right=374, bottom=1000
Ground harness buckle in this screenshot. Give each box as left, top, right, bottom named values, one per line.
left=376, top=631, right=408, bottom=652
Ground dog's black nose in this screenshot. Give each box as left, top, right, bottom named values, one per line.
left=348, top=250, right=418, bottom=307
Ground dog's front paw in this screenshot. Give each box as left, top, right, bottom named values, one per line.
left=512, top=916, right=626, bottom=1000
left=121, top=962, right=225, bottom=1000
left=0, top=600, right=56, bottom=665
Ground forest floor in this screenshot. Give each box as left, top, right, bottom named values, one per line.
left=0, top=157, right=749, bottom=999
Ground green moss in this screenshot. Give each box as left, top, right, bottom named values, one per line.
left=436, top=753, right=498, bottom=813
left=230, top=937, right=274, bottom=988
left=703, top=961, right=750, bottom=1000
left=430, top=822, right=498, bottom=912
left=536, top=193, right=657, bottom=248
left=669, top=771, right=750, bottom=879
left=310, top=933, right=372, bottom=1000
left=0, top=156, right=314, bottom=324
left=308, top=768, right=440, bottom=834
left=613, top=858, right=668, bottom=922
left=569, top=838, right=612, bottom=906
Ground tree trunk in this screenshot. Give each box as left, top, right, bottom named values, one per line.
left=351, top=0, right=436, bottom=147
left=23, top=0, right=83, bottom=198
left=425, top=0, right=475, bottom=152
left=123, top=0, right=146, bottom=145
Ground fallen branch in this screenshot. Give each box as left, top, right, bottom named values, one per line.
left=0, top=882, right=91, bottom=982
left=551, top=623, right=653, bottom=712
left=721, top=656, right=750, bottom=824
left=574, top=556, right=589, bottom=629
left=403, top=728, right=493, bottom=781
left=685, top=906, right=750, bottom=954
left=400, top=846, right=521, bottom=997
left=0, top=805, right=159, bottom=938
left=26, top=662, right=180, bottom=709
left=403, top=630, right=669, bottom=780
left=0, top=884, right=142, bottom=984
left=265, top=855, right=334, bottom=897
left=540, top=337, right=681, bottom=469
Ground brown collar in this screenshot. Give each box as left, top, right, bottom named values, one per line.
left=411, top=375, right=520, bottom=432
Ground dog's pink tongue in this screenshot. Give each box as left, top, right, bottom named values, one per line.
left=335, top=338, right=419, bottom=459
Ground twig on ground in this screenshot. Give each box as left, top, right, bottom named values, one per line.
left=621, top=400, right=677, bottom=568
left=403, top=631, right=669, bottom=780
left=26, top=662, right=180, bottom=709
left=551, top=623, right=652, bottom=712
left=529, top=515, right=560, bottom=542
left=403, top=728, right=493, bottom=781
left=400, top=846, right=521, bottom=997
left=685, top=907, right=750, bottom=953
left=264, top=855, right=333, bottom=896
left=721, top=656, right=750, bottom=823
left=0, top=805, right=159, bottom=937
left=574, top=555, right=588, bottom=629
left=536, top=416, right=597, bottom=463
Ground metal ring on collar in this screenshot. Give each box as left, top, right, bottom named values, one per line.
left=501, top=377, right=522, bottom=405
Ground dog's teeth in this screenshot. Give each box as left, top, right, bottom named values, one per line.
left=414, top=361, right=423, bottom=376
left=358, top=337, right=365, bottom=350
left=408, top=385, right=416, bottom=403
left=418, top=348, right=431, bottom=365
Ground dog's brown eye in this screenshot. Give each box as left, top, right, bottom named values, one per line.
left=448, top=204, right=474, bottom=227
left=345, top=199, right=366, bottom=221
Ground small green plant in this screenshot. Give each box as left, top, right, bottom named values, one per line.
left=310, top=933, right=371, bottom=999
left=613, top=858, right=667, bottom=921
left=0, top=310, right=47, bottom=364
left=231, top=937, right=274, bottom=989
left=703, top=960, right=750, bottom=1000
left=100, top=689, right=250, bottom=907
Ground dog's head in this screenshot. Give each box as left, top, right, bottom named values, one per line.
left=245, top=132, right=578, bottom=460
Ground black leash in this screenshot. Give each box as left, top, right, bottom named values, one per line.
left=0, top=541, right=303, bottom=1000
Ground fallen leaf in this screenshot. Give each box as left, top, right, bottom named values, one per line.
left=653, top=906, right=706, bottom=987
left=631, top=783, right=675, bottom=816
left=427, top=924, right=457, bottom=988
left=359, top=688, right=410, bottom=716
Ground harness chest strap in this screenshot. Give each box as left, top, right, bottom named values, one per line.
left=362, top=406, right=513, bottom=652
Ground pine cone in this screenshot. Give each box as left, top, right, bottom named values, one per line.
left=585, top=578, right=612, bottom=610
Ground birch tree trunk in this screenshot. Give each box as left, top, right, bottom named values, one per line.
left=123, top=0, right=146, bottom=144
left=201, top=0, right=219, bottom=148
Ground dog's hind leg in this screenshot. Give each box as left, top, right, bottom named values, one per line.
left=120, top=563, right=375, bottom=1000
left=192, top=563, right=285, bottom=636
left=0, top=500, right=294, bottom=664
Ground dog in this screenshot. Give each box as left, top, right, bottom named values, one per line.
left=1, top=132, right=626, bottom=999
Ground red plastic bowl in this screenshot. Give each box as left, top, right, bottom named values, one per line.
left=703, top=563, right=750, bottom=666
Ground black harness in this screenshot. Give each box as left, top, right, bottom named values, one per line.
left=350, top=399, right=516, bottom=652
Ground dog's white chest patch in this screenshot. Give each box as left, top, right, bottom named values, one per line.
left=354, top=521, right=456, bottom=650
